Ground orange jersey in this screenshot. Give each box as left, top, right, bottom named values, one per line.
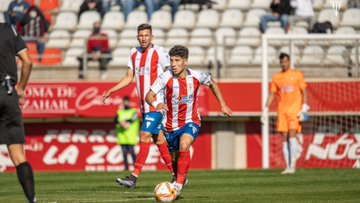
left=270, top=69, right=307, bottom=114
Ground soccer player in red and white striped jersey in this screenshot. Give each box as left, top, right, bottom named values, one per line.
left=101, top=24, right=174, bottom=189
left=145, top=45, right=232, bottom=197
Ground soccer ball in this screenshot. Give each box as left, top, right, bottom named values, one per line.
left=154, top=181, right=176, bottom=202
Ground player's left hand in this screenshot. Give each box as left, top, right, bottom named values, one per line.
left=16, top=87, right=25, bottom=105
left=156, top=103, right=168, bottom=114
left=221, top=104, right=232, bottom=117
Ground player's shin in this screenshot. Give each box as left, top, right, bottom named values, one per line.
left=157, top=142, right=175, bottom=175
left=289, top=137, right=298, bottom=169
left=131, top=141, right=150, bottom=177
left=16, top=162, right=36, bottom=203
left=282, top=141, right=290, bottom=169
left=176, top=150, right=190, bottom=189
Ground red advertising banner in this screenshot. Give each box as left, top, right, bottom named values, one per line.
left=22, top=81, right=360, bottom=118
left=0, top=123, right=212, bottom=173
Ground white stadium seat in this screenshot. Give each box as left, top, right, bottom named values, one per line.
left=102, top=29, right=118, bottom=49
left=101, top=11, right=125, bottom=31
left=215, top=27, right=236, bottom=46
left=70, top=30, right=92, bottom=47
left=60, top=0, right=84, bottom=12
left=253, top=46, right=277, bottom=65
left=150, top=10, right=172, bottom=30
left=333, top=27, right=357, bottom=46
left=318, top=9, right=340, bottom=28
left=188, top=28, right=213, bottom=47
left=324, top=46, right=347, bottom=64
left=117, top=29, right=138, bottom=48
left=228, top=0, right=251, bottom=10
left=196, top=9, right=220, bottom=29
left=0, top=0, right=11, bottom=12
left=62, top=48, right=84, bottom=67
left=165, top=28, right=189, bottom=47
left=228, top=46, right=253, bottom=65
left=53, top=12, right=78, bottom=31
left=300, top=45, right=324, bottom=65
left=313, top=0, right=324, bottom=10
left=211, top=0, right=228, bottom=11
left=173, top=10, right=196, bottom=29
left=187, top=46, right=206, bottom=66
left=0, top=12, right=5, bottom=23
left=340, top=8, right=360, bottom=28
left=125, top=10, right=148, bottom=29
left=323, top=0, right=347, bottom=10
left=236, top=27, right=261, bottom=47
left=220, top=9, right=243, bottom=29
left=152, top=29, right=165, bottom=46
left=244, top=9, right=266, bottom=26
left=46, top=30, right=71, bottom=49
left=109, top=47, right=131, bottom=67
left=252, top=0, right=272, bottom=9
left=77, top=11, right=101, bottom=30
left=289, top=27, right=308, bottom=34
left=279, top=45, right=301, bottom=62
left=351, top=46, right=360, bottom=63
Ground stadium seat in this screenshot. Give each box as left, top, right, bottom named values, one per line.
left=318, top=9, right=340, bottom=28
left=279, top=45, right=301, bottom=62
left=102, top=29, right=118, bottom=49
left=215, top=27, right=236, bottom=46
left=253, top=46, right=277, bottom=65
left=125, top=10, right=148, bottom=29
left=300, top=45, right=324, bottom=65
left=152, top=28, right=165, bottom=46
left=324, top=46, right=347, bottom=64
left=252, top=0, right=272, bottom=9
left=187, top=46, right=206, bottom=66
left=211, top=0, right=228, bottom=11
left=266, top=27, right=287, bottom=47
left=165, top=28, right=189, bottom=47
left=228, top=46, right=253, bottom=65
left=40, top=48, right=62, bottom=65
left=60, top=0, right=83, bottom=12
left=101, top=11, right=125, bottom=31
left=40, top=0, right=59, bottom=13
left=0, top=0, right=11, bottom=12
left=333, top=27, right=357, bottom=46
left=236, top=27, right=261, bottom=47
left=351, top=46, right=360, bottom=63
left=340, top=8, right=360, bottom=28
left=109, top=47, right=131, bottom=67
left=227, top=0, right=251, bottom=10
left=77, top=11, right=101, bottom=29
left=117, top=29, right=138, bottom=48
left=196, top=9, right=220, bottom=29
left=150, top=10, right=172, bottom=30
left=313, top=0, right=324, bottom=11
left=173, top=10, right=196, bottom=29
left=0, top=13, right=5, bottom=23
left=220, top=9, right=243, bottom=29
left=62, top=48, right=84, bottom=66
left=70, top=29, right=92, bottom=47
left=289, top=27, right=308, bottom=34
left=244, top=9, right=266, bottom=27
left=189, top=28, right=213, bottom=47
left=46, top=30, right=71, bottom=49
left=53, top=12, right=77, bottom=31
left=323, top=0, right=347, bottom=10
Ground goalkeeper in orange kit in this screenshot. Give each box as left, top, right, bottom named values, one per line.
left=262, top=52, right=309, bottom=174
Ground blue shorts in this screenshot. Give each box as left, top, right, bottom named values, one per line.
left=140, top=112, right=163, bottom=135
left=164, top=123, right=200, bottom=152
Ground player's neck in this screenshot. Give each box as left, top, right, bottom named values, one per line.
left=176, top=69, right=187, bottom=79
left=141, top=44, right=152, bottom=52
left=282, top=67, right=290, bottom=72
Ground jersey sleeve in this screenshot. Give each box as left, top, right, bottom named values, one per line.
left=198, top=71, right=211, bottom=86
left=270, top=76, right=278, bottom=93
left=127, top=48, right=135, bottom=70
left=150, top=72, right=167, bottom=94
left=11, top=25, right=27, bottom=55
left=298, top=72, right=307, bottom=90
left=159, top=48, right=170, bottom=70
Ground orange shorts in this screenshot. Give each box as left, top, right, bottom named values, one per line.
left=277, top=112, right=302, bottom=133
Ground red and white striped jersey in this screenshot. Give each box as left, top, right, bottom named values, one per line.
left=127, top=44, right=170, bottom=113
left=150, top=69, right=211, bottom=132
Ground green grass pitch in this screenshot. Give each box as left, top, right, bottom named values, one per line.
left=1, top=169, right=360, bottom=202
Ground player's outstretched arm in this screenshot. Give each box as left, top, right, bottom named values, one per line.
left=145, top=90, right=168, bottom=114
left=209, top=79, right=232, bottom=117
left=17, top=50, right=32, bottom=105
left=101, top=68, right=134, bottom=103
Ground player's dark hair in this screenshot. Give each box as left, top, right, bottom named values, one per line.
left=169, top=45, right=189, bottom=59
left=279, top=52, right=290, bottom=60
left=123, top=96, right=130, bottom=102
left=137, top=23, right=152, bottom=34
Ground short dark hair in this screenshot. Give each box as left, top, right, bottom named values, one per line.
left=123, top=96, right=130, bottom=102
left=279, top=52, right=290, bottom=60
left=137, top=23, right=152, bottom=34
left=169, top=45, right=189, bottom=59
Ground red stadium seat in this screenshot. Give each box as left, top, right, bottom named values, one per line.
left=25, top=0, right=35, bottom=5
left=39, top=48, right=62, bottom=65
left=40, top=0, right=59, bottom=12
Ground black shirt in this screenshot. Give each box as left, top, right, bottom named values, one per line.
left=0, top=23, right=27, bottom=82
left=270, top=0, right=291, bottom=15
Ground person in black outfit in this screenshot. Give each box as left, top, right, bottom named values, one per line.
left=0, top=23, right=36, bottom=203
left=260, top=0, right=291, bottom=33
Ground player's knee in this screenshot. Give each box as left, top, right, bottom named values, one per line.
left=139, top=132, right=152, bottom=142
left=179, top=143, right=190, bottom=152
left=11, top=154, right=27, bottom=167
